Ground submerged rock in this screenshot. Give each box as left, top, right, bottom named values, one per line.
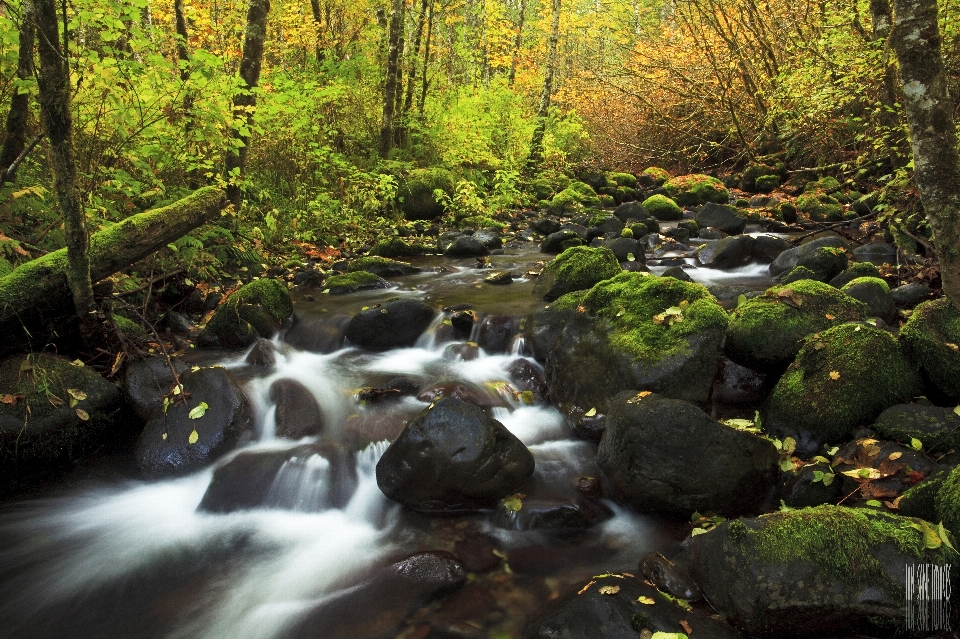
left=324, top=271, right=389, bottom=294
left=688, top=506, right=954, bottom=637
left=376, top=397, right=535, bottom=512
left=345, top=300, right=436, bottom=350
left=347, top=256, right=421, bottom=277
left=596, top=392, right=778, bottom=517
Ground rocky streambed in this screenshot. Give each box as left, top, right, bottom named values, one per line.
left=1, top=198, right=959, bottom=639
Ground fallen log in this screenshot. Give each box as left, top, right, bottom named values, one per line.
left=0, top=186, right=228, bottom=335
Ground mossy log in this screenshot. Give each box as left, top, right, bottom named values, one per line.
left=0, top=186, right=227, bottom=333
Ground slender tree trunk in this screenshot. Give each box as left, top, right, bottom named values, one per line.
left=174, top=0, right=199, bottom=189
left=871, top=0, right=906, bottom=161
left=890, top=0, right=960, bottom=306
left=418, top=0, right=434, bottom=115
left=309, top=0, right=324, bottom=63
left=392, top=0, right=407, bottom=146
left=35, top=0, right=97, bottom=337
left=508, top=0, right=527, bottom=86
left=527, top=0, right=561, bottom=172
left=479, top=0, right=489, bottom=87
left=0, top=0, right=36, bottom=183
left=398, top=0, right=428, bottom=147
left=225, top=0, right=270, bottom=210
left=379, top=0, right=404, bottom=158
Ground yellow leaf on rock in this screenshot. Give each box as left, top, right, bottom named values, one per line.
left=829, top=371, right=840, bottom=380
left=825, top=313, right=835, bottom=320
left=598, top=585, right=620, bottom=595
left=75, top=409, right=89, bottom=421
left=584, top=407, right=597, bottom=417
left=637, top=596, right=655, bottom=604
left=188, top=429, right=199, bottom=444
left=888, top=452, right=903, bottom=460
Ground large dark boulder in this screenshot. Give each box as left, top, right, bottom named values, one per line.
left=198, top=279, right=293, bottom=350
left=872, top=403, right=960, bottom=453
left=444, top=235, right=489, bottom=257
left=345, top=300, right=436, bottom=350
left=695, top=235, right=756, bottom=269
left=696, top=202, right=747, bottom=235
left=123, top=356, right=188, bottom=421
left=602, top=236, right=644, bottom=263
left=751, top=234, right=792, bottom=263
left=540, top=229, right=584, bottom=254
left=769, top=236, right=846, bottom=279
left=375, top=397, right=535, bottom=512
left=399, top=168, right=455, bottom=220
left=613, top=201, right=648, bottom=222
left=596, top=393, right=778, bottom=517
left=688, top=506, right=956, bottom=637
left=270, top=378, right=325, bottom=438
left=135, top=366, right=252, bottom=476
left=198, top=443, right=357, bottom=513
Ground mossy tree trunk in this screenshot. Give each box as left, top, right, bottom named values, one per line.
left=173, top=0, right=199, bottom=189
left=379, top=0, right=404, bottom=158
left=225, top=0, right=270, bottom=210
left=0, top=0, right=35, bottom=184
left=397, top=0, right=429, bottom=148
left=308, top=0, right=324, bottom=63
left=417, top=0, right=434, bottom=116
left=526, top=0, right=561, bottom=173
left=35, top=0, right=97, bottom=338
left=0, top=187, right=228, bottom=340
left=508, top=0, right=527, bottom=87
left=890, top=0, right=960, bottom=308
left=870, top=0, right=907, bottom=163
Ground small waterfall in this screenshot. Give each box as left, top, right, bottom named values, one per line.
left=264, top=453, right=332, bottom=512
left=413, top=313, right=448, bottom=351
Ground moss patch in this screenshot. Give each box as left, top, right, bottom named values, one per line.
left=797, top=191, right=844, bottom=221
left=324, top=271, right=386, bottom=294
left=458, top=215, right=506, bottom=230
left=607, top=172, right=638, bottom=189
left=581, top=272, right=728, bottom=364
left=831, top=262, right=882, bottom=288
left=663, top=174, right=729, bottom=206
left=112, top=314, right=147, bottom=340
left=549, top=289, right=591, bottom=311
left=899, top=298, right=960, bottom=402
left=641, top=166, right=671, bottom=186
left=641, top=194, right=683, bottom=221
left=369, top=237, right=426, bottom=258
left=232, top=278, right=293, bottom=323
left=726, top=279, right=867, bottom=370
left=842, top=276, right=890, bottom=293
left=532, top=246, right=622, bottom=302
left=936, top=465, right=960, bottom=536
left=766, top=323, right=921, bottom=442
left=399, top=168, right=455, bottom=220
left=199, top=278, right=292, bottom=349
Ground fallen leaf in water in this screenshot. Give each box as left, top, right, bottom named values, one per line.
left=584, top=407, right=597, bottom=417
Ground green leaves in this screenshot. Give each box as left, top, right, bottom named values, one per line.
left=188, top=401, right=209, bottom=419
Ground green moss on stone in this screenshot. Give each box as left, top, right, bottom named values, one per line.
left=641, top=167, right=671, bottom=185
left=532, top=246, right=622, bottom=301
left=900, top=471, right=946, bottom=522
left=599, top=194, right=615, bottom=207
left=641, top=194, right=683, bottom=221
left=726, top=279, right=867, bottom=370
left=112, top=314, right=147, bottom=339
left=369, top=237, right=425, bottom=257
left=797, top=191, right=844, bottom=221
left=550, top=289, right=591, bottom=311
left=399, top=168, right=455, bottom=220
left=936, top=466, right=960, bottom=536
left=607, top=172, right=638, bottom=189
left=780, top=265, right=818, bottom=285
left=324, top=271, right=383, bottom=292
left=805, top=176, right=842, bottom=193
left=842, top=276, right=890, bottom=293
left=766, top=323, right=921, bottom=441
left=899, top=298, right=960, bottom=402
left=581, top=272, right=728, bottom=364
left=663, top=174, right=729, bottom=206
left=0, top=354, right=111, bottom=422
left=0, top=257, right=12, bottom=278
left=754, top=174, right=780, bottom=191
left=749, top=505, right=938, bottom=588
left=458, top=215, right=506, bottom=230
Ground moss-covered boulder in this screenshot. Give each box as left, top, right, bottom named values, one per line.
left=769, top=236, right=846, bottom=279
left=725, top=280, right=867, bottom=371
left=347, top=256, right=421, bottom=277
left=198, top=279, right=293, bottom=350
left=398, top=168, right=455, bottom=220
left=764, top=323, right=921, bottom=453
left=532, top=246, right=621, bottom=302
left=899, top=470, right=947, bottom=522
left=368, top=237, right=427, bottom=258
left=0, top=353, right=123, bottom=487
left=829, top=261, right=882, bottom=288
left=873, top=403, right=960, bottom=455
left=936, top=465, right=960, bottom=537
left=688, top=506, right=956, bottom=637
left=543, top=273, right=729, bottom=409
left=797, top=191, right=844, bottom=222
left=778, top=265, right=818, bottom=285
left=324, top=271, right=389, bottom=294
left=663, top=174, right=729, bottom=206
left=0, top=257, right=12, bottom=278
left=899, top=298, right=960, bottom=403
left=458, top=215, right=506, bottom=230
left=739, top=162, right=777, bottom=192
left=606, top=172, right=638, bottom=189
left=638, top=166, right=671, bottom=188
left=841, top=276, right=895, bottom=323
left=640, top=194, right=683, bottom=221
left=754, top=174, right=780, bottom=192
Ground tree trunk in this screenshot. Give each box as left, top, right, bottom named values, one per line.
left=0, top=0, right=36, bottom=183
left=174, top=0, right=199, bottom=189
left=35, top=0, right=97, bottom=337
left=392, top=0, right=407, bottom=146
left=379, top=0, right=404, bottom=158
left=418, top=0, right=434, bottom=115
left=527, top=0, right=561, bottom=172
left=225, top=0, right=270, bottom=210
left=871, top=0, right=906, bottom=162
left=0, top=187, right=228, bottom=334
left=890, top=0, right=960, bottom=307
left=508, top=0, right=527, bottom=87
left=309, top=0, right=323, bottom=63
left=399, top=0, right=428, bottom=147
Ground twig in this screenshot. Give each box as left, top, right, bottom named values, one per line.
left=836, top=486, right=861, bottom=506
left=789, top=211, right=877, bottom=245
left=0, top=134, right=42, bottom=184
left=113, top=268, right=185, bottom=297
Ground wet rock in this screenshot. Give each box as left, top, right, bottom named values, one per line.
left=688, top=506, right=952, bottom=637
left=376, top=397, right=535, bottom=512
left=900, top=298, right=960, bottom=403
left=477, top=316, right=519, bottom=354
left=891, top=282, right=933, bottom=308
left=662, top=227, right=690, bottom=243
left=484, top=271, right=513, bottom=285
left=710, top=357, right=767, bottom=406
left=453, top=535, right=501, bottom=573
left=873, top=403, right=960, bottom=453
left=164, top=310, right=193, bottom=333
left=0, top=353, right=124, bottom=485
left=325, top=271, right=390, bottom=294
left=283, top=314, right=350, bottom=353
left=696, top=226, right=728, bottom=240
left=135, top=366, right=253, bottom=476
left=531, top=218, right=561, bottom=235
left=601, top=236, right=643, bottom=263
left=706, top=284, right=756, bottom=308
left=198, top=443, right=356, bottom=512
left=829, top=261, right=882, bottom=289
left=506, top=358, right=548, bottom=401
left=293, top=268, right=325, bottom=288
left=639, top=552, right=701, bottom=601
left=597, top=392, right=777, bottom=517
left=286, top=551, right=465, bottom=639
left=764, top=323, right=920, bottom=455
left=841, top=277, right=896, bottom=323
left=696, top=202, right=746, bottom=235
left=540, top=229, right=584, bottom=254
left=695, top=235, right=756, bottom=269
left=449, top=309, right=477, bottom=337
left=492, top=493, right=612, bottom=532
left=795, top=245, right=849, bottom=282
left=198, top=279, right=293, bottom=350
left=473, top=229, right=503, bottom=250
left=751, top=235, right=792, bottom=263
left=123, top=355, right=188, bottom=421
left=613, top=201, right=648, bottom=222
left=443, top=342, right=481, bottom=361
left=571, top=411, right=606, bottom=441
left=831, top=438, right=939, bottom=506
left=587, top=215, right=625, bottom=242
left=270, top=378, right=324, bottom=439
left=776, top=461, right=842, bottom=508
left=438, top=231, right=463, bottom=253
left=445, top=236, right=490, bottom=258
left=347, top=256, right=421, bottom=277
left=769, top=236, right=846, bottom=279
left=245, top=338, right=276, bottom=367
left=575, top=475, right=602, bottom=496
left=532, top=246, right=622, bottom=302
left=852, top=241, right=898, bottom=265
left=525, top=303, right=579, bottom=364
left=345, top=300, right=436, bottom=351
left=725, top=280, right=867, bottom=371
left=660, top=265, right=692, bottom=282
left=526, top=574, right=742, bottom=639
left=416, top=381, right=509, bottom=409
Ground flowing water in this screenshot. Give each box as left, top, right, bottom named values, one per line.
left=0, top=238, right=782, bottom=639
